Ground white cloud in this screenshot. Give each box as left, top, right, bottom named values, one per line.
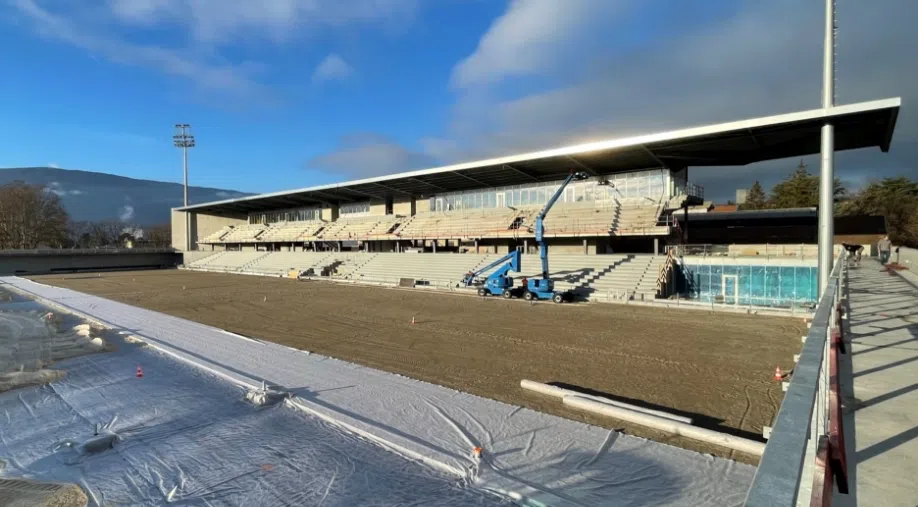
left=450, top=0, right=627, bottom=88
left=307, top=133, right=435, bottom=178
left=312, top=53, right=355, bottom=84
left=12, top=0, right=264, bottom=98
left=9, top=0, right=419, bottom=100
left=435, top=0, right=918, bottom=200
left=48, top=162, right=59, bottom=168
left=44, top=181, right=85, bottom=196
left=105, top=0, right=419, bottom=45
left=118, top=204, right=135, bottom=222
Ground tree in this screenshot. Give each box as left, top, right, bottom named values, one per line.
left=768, top=161, right=846, bottom=209
left=66, top=220, right=126, bottom=248
left=838, top=176, right=918, bottom=247
left=0, top=181, right=70, bottom=249
left=146, top=223, right=172, bottom=247
left=741, top=181, right=768, bottom=210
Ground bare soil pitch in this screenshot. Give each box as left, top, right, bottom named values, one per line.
left=30, top=269, right=805, bottom=463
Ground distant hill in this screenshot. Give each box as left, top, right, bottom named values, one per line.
left=0, top=167, right=252, bottom=225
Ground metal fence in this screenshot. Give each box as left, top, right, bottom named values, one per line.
left=0, top=247, right=175, bottom=256
left=669, top=243, right=826, bottom=259
left=744, top=250, right=848, bottom=506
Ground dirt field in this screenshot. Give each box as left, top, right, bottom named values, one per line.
left=30, top=269, right=805, bottom=463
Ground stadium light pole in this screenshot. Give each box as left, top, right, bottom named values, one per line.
left=817, top=0, right=836, bottom=296
left=173, top=124, right=195, bottom=251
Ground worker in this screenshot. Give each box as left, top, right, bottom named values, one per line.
left=877, top=236, right=892, bottom=265
left=842, top=243, right=863, bottom=267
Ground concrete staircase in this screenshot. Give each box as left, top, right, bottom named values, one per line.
left=587, top=255, right=667, bottom=301
left=348, top=253, right=492, bottom=286
left=185, top=251, right=675, bottom=304
left=332, top=253, right=377, bottom=278
left=509, top=254, right=631, bottom=294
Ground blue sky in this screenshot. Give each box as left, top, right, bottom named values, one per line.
left=1, top=0, right=915, bottom=201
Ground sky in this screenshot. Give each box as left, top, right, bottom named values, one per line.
left=0, top=0, right=915, bottom=202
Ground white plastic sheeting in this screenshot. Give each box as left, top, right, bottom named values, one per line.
left=0, top=318, right=499, bottom=506
left=1, top=277, right=756, bottom=506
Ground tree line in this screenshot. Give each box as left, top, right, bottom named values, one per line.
left=0, top=181, right=171, bottom=250
left=740, top=161, right=918, bottom=247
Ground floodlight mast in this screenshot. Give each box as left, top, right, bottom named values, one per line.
left=173, top=124, right=195, bottom=250
left=818, top=0, right=836, bottom=295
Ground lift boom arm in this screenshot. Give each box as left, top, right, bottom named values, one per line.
left=534, top=171, right=590, bottom=279
left=463, top=249, right=521, bottom=286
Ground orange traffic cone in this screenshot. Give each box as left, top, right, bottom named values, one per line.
left=773, top=366, right=783, bottom=381
left=136, top=365, right=144, bottom=378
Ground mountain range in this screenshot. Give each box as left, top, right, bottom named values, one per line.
left=0, top=167, right=251, bottom=225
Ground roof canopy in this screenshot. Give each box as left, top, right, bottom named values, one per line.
left=180, top=98, right=900, bottom=216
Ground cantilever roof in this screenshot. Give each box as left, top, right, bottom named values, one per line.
left=180, top=97, right=901, bottom=215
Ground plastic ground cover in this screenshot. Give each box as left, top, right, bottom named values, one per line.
left=1, top=277, right=756, bottom=506
left=0, top=304, right=500, bottom=505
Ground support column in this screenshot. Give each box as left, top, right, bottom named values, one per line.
left=583, top=238, right=588, bottom=255
left=818, top=0, right=836, bottom=295
left=654, top=238, right=659, bottom=255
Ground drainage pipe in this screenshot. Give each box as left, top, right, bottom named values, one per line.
left=520, top=379, right=692, bottom=424
left=562, top=395, right=765, bottom=456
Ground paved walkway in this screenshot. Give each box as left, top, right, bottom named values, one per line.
left=836, top=260, right=918, bottom=507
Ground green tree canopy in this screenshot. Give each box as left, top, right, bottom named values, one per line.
left=838, top=176, right=918, bottom=247
left=768, top=161, right=846, bottom=209
left=741, top=180, right=768, bottom=210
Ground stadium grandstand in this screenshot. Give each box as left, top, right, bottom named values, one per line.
left=173, top=98, right=900, bottom=305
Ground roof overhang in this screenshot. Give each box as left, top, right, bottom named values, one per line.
left=179, top=97, right=901, bottom=216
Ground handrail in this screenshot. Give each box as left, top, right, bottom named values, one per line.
left=0, top=247, right=176, bottom=256
left=656, top=248, right=676, bottom=292
left=743, top=250, right=847, bottom=506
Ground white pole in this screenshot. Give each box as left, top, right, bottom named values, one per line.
left=184, top=141, right=191, bottom=251
left=817, top=0, right=836, bottom=295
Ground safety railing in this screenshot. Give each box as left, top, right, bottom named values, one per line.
left=744, top=250, right=848, bottom=507
left=656, top=248, right=676, bottom=293
left=668, top=243, right=836, bottom=260
left=0, top=247, right=176, bottom=256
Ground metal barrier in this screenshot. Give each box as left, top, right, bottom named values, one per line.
left=0, top=247, right=175, bottom=256
left=744, top=251, right=848, bottom=507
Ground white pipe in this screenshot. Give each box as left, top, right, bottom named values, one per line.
left=562, top=395, right=765, bottom=457
left=520, top=379, right=692, bottom=424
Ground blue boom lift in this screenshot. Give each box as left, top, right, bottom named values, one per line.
left=462, top=249, right=523, bottom=299
left=462, top=171, right=590, bottom=303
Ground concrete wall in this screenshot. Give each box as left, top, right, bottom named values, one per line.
left=548, top=239, right=599, bottom=255
left=896, top=246, right=918, bottom=267
left=171, top=210, right=247, bottom=251
left=171, top=209, right=188, bottom=251
left=369, top=199, right=387, bottom=216
left=193, top=212, right=247, bottom=251
left=393, top=197, right=414, bottom=216
left=415, top=198, right=431, bottom=214
left=321, top=206, right=339, bottom=222
left=0, top=251, right=179, bottom=275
